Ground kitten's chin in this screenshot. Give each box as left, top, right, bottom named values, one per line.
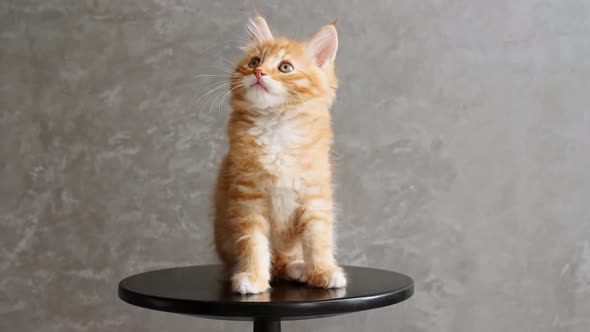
left=244, top=90, right=285, bottom=110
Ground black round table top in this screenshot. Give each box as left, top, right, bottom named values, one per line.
left=118, top=265, right=414, bottom=321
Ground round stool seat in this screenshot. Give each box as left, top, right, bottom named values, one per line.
left=119, top=265, right=414, bottom=331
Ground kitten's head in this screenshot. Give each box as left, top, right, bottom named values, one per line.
left=231, top=15, right=338, bottom=110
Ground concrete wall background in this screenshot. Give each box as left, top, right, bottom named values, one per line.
left=1, top=1, right=589, bottom=331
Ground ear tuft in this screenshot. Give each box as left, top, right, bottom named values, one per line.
left=245, top=16, right=273, bottom=49
left=306, top=24, right=338, bottom=68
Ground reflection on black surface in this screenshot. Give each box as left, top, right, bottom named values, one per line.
left=119, top=265, right=413, bottom=320
left=122, top=265, right=412, bottom=303
left=218, top=278, right=347, bottom=303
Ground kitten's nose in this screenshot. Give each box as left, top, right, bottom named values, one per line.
left=254, top=68, right=266, bottom=80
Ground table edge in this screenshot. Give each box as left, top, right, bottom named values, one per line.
left=118, top=265, right=414, bottom=319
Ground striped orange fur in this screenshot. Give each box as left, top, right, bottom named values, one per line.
left=213, top=15, right=345, bottom=294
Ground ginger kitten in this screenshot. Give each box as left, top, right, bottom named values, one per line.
left=213, top=15, right=345, bottom=294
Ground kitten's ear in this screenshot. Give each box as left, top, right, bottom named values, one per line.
left=306, top=22, right=338, bottom=68
left=245, top=16, right=273, bottom=48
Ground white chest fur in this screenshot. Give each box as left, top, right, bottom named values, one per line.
left=248, top=111, right=303, bottom=228
left=248, top=111, right=303, bottom=178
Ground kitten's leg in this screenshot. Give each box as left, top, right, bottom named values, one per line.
left=213, top=157, right=234, bottom=270
left=273, top=242, right=306, bottom=282
left=299, top=196, right=347, bottom=288
left=230, top=205, right=272, bottom=294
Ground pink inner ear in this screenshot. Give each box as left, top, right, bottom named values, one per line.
left=315, top=39, right=338, bottom=67
left=308, top=26, right=338, bottom=67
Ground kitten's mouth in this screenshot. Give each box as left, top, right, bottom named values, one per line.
left=252, top=81, right=269, bottom=92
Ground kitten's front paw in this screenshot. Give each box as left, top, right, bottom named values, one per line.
left=231, top=272, right=270, bottom=295
left=327, top=270, right=347, bottom=288
left=284, top=260, right=308, bottom=283
left=307, top=266, right=347, bottom=289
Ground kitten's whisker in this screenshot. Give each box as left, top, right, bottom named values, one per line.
left=217, top=83, right=244, bottom=112
left=228, top=38, right=251, bottom=49
left=221, top=57, right=247, bottom=74
left=197, top=66, right=236, bottom=74
left=208, top=92, right=222, bottom=113
left=193, top=82, right=230, bottom=106
left=209, top=88, right=230, bottom=113
left=192, top=81, right=228, bottom=102
left=215, top=90, right=231, bottom=113
left=193, top=74, right=232, bottom=78
left=209, top=82, right=239, bottom=113
left=212, top=82, right=244, bottom=113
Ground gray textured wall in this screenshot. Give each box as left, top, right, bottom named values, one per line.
left=1, top=0, right=590, bottom=331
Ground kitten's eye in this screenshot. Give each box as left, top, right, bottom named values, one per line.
left=278, top=62, right=294, bottom=73
left=248, top=57, right=261, bottom=68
